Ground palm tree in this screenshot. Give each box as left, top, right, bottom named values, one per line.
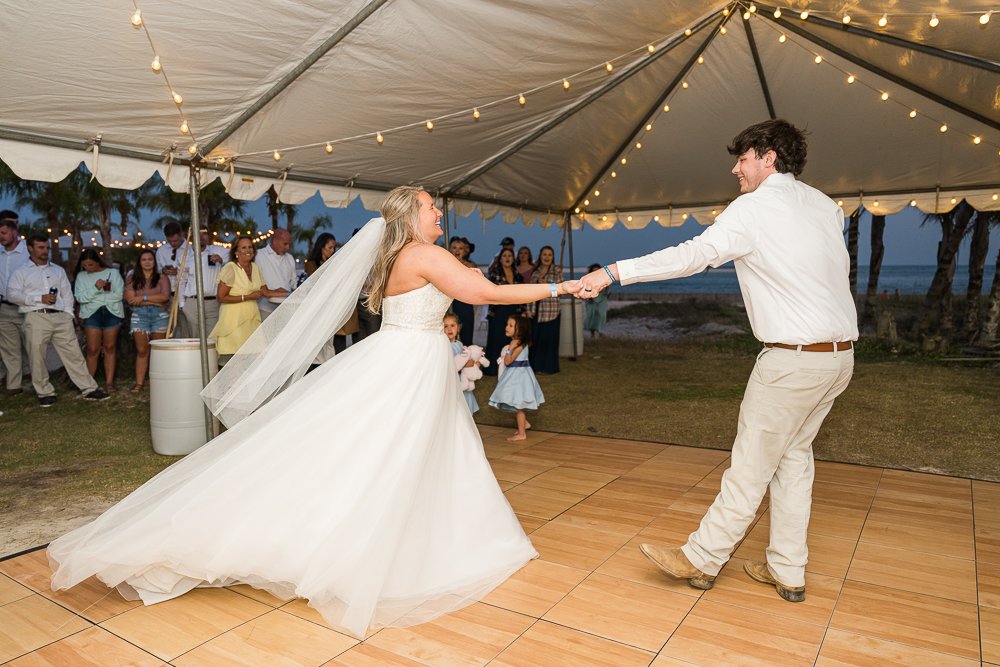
left=862, top=214, right=886, bottom=329
left=293, top=214, right=332, bottom=255
left=846, top=210, right=860, bottom=296
left=916, top=200, right=975, bottom=347
left=963, top=210, right=999, bottom=342
left=980, top=248, right=1000, bottom=346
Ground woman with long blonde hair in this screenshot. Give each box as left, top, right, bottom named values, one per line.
left=49, top=185, right=579, bottom=640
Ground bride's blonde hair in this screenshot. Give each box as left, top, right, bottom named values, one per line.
left=364, top=185, right=426, bottom=314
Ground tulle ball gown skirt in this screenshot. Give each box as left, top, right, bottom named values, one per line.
left=47, top=306, right=537, bottom=639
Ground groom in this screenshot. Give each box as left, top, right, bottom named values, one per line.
left=576, top=119, right=857, bottom=602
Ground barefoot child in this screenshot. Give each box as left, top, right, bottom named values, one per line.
left=444, top=313, right=480, bottom=414
left=489, top=313, right=544, bottom=441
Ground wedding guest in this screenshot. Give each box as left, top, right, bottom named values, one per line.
left=210, top=237, right=276, bottom=362
left=155, top=221, right=188, bottom=337
left=527, top=245, right=563, bottom=373
left=489, top=313, right=544, bottom=442
left=180, top=230, right=227, bottom=338
left=483, top=247, right=522, bottom=376
left=74, top=249, right=125, bottom=392
left=8, top=235, right=108, bottom=406
left=0, top=213, right=29, bottom=395
left=487, top=236, right=515, bottom=274
left=515, top=246, right=534, bottom=284
left=304, top=232, right=336, bottom=275
left=255, top=228, right=296, bottom=321
left=583, top=263, right=608, bottom=338
left=124, top=249, right=170, bottom=392
left=305, top=233, right=354, bottom=361
left=449, top=236, right=479, bottom=345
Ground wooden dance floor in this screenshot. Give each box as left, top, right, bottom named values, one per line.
left=1, top=426, right=997, bottom=666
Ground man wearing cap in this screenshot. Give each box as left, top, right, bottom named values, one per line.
left=8, top=235, right=109, bottom=406
left=577, top=119, right=857, bottom=604
left=0, top=211, right=30, bottom=395
left=488, top=236, right=515, bottom=274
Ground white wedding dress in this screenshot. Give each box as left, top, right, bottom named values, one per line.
left=47, top=282, right=538, bottom=638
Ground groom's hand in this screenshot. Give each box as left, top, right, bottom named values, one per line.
left=577, top=264, right=616, bottom=299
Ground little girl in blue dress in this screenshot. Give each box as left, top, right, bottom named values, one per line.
left=444, top=313, right=479, bottom=414
left=489, top=313, right=545, bottom=441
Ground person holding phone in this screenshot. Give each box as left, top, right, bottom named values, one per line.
left=74, top=248, right=125, bottom=392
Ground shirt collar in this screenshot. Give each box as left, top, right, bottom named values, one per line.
left=758, top=172, right=796, bottom=190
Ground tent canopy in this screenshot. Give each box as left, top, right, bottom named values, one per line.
left=2, top=0, right=998, bottom=229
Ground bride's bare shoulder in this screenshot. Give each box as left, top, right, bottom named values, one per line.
left=386, top=243, right=448, bottom=294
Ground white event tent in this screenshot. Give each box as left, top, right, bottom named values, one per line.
left=2, top=0, right=998, bottom=424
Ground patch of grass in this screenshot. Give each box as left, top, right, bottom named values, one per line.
left=609, top=299, right=748, bottom=329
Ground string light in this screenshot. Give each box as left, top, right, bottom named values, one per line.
left=151, top=56, right=161, bottom=73
left=583, top=199, right=590, bottom=206
left=749, top=3, right=757, bottom=13
left=620, top=157, right=627, bottom=165
left=878, top=14, right=888, bottom=27
left=681, top=81, right=689, bottom=88
left=594, top=189, right=600, bottom=196
left=172, top=91, right=183, bottom=105
left=325, top=142, right=333, bottom=153
left=272, top=149, right=281, bottom=160
left=981, top=11, right=992, bottom=24
left=939, top=123, right=948, bottom=133
left=562, top=78, right=570, bottom=90
left=846, top=74, right=855, bottom=84
left=518, top=93, right=526, bottom=106
left=723, top=7, right=730, bottom=16
left=973, top=136, right=982, bottom=144
left=635, top=142, right=642, bottom=149
left=799, top=10, right=809, bottom=20
left=375, top=132, right=384, bottom=144
left=773, top=7, right=782, bottom=19
left=187, top=144, right=198, bottom=155
left=909, top=109, right=917, bottom=118
left=720, top=25, right=727, bottom=34
left=425, top=120, right=434, bottom=132
left=881, top=91, right=889, bottom=101
left=842, top=13, right=851, bottom=24
left=684, top=28, right=692, bottom=36
left=929, top=13, right=939, bottom=27
left=180, top=120, right=189, bottom=134
left=130, top=9, right=142, bottom=27
left=743, top=11, right=751, bottom=20
left=610, top=171, right=617, bottom=178
left=647, top=44, right=655, bottom=54
left=663, top=104, right=670, bottom=112
left=814, top=55, right=823, bottom=64
left=910, top=200, right=917, bottom=206
left=697, top=55, right=704, bottom=64
left=645, top=123, right=653, bottom=131
left=605, top=62, right=613, bottom=73
left=473, top=108, right=480, bottom=121
left=778, top=33, right=786, bottom=43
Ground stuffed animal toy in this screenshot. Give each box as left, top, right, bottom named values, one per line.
left=458, top=344, right=490, bottom=392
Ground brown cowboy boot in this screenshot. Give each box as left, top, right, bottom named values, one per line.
left=743, top=560, right=806, bottom=602
left=638, top=543, right=716, bottom=590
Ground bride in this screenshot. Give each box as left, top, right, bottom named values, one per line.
left=47, top=186, right=580, bottom=639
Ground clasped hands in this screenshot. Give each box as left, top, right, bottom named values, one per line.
left=562, top=264, right=617, bottom=300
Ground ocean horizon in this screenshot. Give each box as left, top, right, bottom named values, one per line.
left=563, top=265, right=998, bottom=296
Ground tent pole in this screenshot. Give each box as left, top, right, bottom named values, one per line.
left=188, top=165, right=215, bottom=441
left=566, top=212, right=578, bottom=360
left=741, top=18, right=776, bottom=119
left=442, top=195, right=451, bottom=247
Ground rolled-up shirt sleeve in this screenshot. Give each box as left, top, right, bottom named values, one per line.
left=616, top=205, right=756, bottom=286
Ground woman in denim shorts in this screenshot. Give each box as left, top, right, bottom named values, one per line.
left=74, top=249, right=125, bottom=393
left=124, top=249, right=171, bottom=392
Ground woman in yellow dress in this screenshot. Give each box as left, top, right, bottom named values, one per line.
left=210, top=236, right=282, bottom=360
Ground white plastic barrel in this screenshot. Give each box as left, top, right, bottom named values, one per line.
left=149, top=338, right=218, bottom=455
left=558, top=298, right=584, bottom=357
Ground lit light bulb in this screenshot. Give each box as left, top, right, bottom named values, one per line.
left=627, top=215, right=633, bottom=222
left=873, top=201, right=879, bottom=208
left=684, top=28, right=692, bottom=36
left=653, top=215, right=660, bottom=222
left=473, top=108, right=480, bottom=120
left=800, top=10, right=809, bottom=20
left=325, top=142, right=333, bottom=153
left=376, top=132, right=384, bottom=144
left=273, top=149, right=281, bottom=161
left=605, top=62, right=613, bottom=73
left=749, top=4, right=757, bottom=13
left=425, top=120, right=434, bottom=132
left=993, top=194, right=999, bottom=201
left=773, top=8, right=782, bottom=18
left=929, top=13, right=939, bottom=28
left=663, top=104, right=670, bottom=112
left=909, top=109, right=917, bottom=118
left=980, top=11, right=992, bottom=25
left=743, top=11, right=750, bottom=20
left=720, top=26, right=727, bottom=34
left=180, top=120, right=189, bottom=134
left=814, top=55, right=822, bottom=64
left=583, top=199, right=590, bottom=206
left=847, top=74, right=855, bottom=84
left=594, top=189, right=600, bottom=197
left=697, top=55, right=704, bottom=64
left=518, top=93, right=526, bottom=106
left=837, top=200, right=844, bottom=207
left=778, top=33, right=786, bottom=43
left=910, top=200, right=916, bottom=206
left=973, top=136, right=982, bottom=145
left=172, top=91, right=183, bottom=105
left=620, top=157, right=627, bottom=165
left=216, top=156, right=226, bottom=165
left=681, top=81, right=689, bottom=88
left=881, top=91, right=889, bottom=101
left=635, top=142, right=642, bottom=149
left=151, top=56, right=161, bottom=73
left=601, top=215, right=608, bottom=222
left=842, top=14, right=851, bottom=24
left=682, top=213, right=688, bottom=220
left=645, top=123, right=652, bottom=131
left=187, top=144, right=198, bottom=155
left=611, top=171, right=617, bottom=178
left=950, top=197, right=957, bottom=204
left=723, top=7, right=729, bottom=16
left=939, top=123, right=948, bottom=133
left=574, top=207, right=580, bottom=213
left=647, top=44, right=655, bottom=54
left=563, top=78, right=570, bottom=90
left=130, top=9, right=142, bottom=27
left=878, top=14, right=888, bottom=27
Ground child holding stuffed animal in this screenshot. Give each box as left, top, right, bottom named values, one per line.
left=444, top=313, right=487, bottom=414
left=489, top=313, right=544, bottom=441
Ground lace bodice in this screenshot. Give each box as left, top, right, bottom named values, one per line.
left=381, top=283, right=453, bottom=332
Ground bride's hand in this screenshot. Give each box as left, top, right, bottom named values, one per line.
left=558, top=280, right=582, bottom=296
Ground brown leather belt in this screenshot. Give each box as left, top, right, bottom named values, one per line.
left=765, top=341, right=853, bottom=352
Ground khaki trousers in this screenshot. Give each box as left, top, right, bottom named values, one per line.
left=182, top=298, right=220, bottom=340
left=682, top=345, right=854, bottom=587
left=23, top=311, right=98, bottom=397
left=0, top=303, right=27, bottom=390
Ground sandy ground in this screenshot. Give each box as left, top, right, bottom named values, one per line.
left=2, top=299, right=740, bottom=558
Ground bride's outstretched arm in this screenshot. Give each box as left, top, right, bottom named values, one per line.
left=410, top=245, right=579, bottom=305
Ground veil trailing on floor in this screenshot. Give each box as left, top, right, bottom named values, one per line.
left=201, top=217, right=386, bottom=427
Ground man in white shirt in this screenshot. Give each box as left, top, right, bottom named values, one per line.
left=0, top=212, right=30, bottom=394
left=180, top=230, right=227, bottom=338
left=254, top=229, right=295, bottom=320
left=155, top=221, right=189, bottom=337
left=8, top=235, right=108, bottom=406
left=578, top=119, right=857, bottom=603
